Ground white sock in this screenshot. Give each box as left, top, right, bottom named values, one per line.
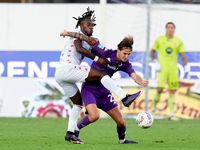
left=152, top=107, right=156, bottom=112
left=67, top=105, right=82, bottom=132
left=169, top=113, right=174, bottom=118
left=119, top=139, right=125, bottom=143
left=75, top=125, right=80, bottom=131
left=100, top=75, right=126, bottom=100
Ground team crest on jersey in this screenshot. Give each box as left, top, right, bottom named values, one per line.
left=166, top=47, right=173, bottom=54
left=118, top=63, right=123, bottom=67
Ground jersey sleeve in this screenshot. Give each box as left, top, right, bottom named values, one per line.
left=152, top=37, right=159, bottom=51
left=121, top=60, right=135, bottom=76
left=91, top=42, right=113, bottom=58
left=178, top=40, right=185, bottom=53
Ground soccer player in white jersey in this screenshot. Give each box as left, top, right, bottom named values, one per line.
left=55, top=7, right=141, bottom=144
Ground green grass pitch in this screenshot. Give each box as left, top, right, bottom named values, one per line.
left=0, top=117, right=200, bottom=150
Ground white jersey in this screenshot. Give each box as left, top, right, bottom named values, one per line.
left=55, top=30, right=91, bottom=97
left=59, top=30, right=91, bottom=67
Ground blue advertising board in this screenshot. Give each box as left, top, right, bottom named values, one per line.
left=0, top=51, right=199, bottom=79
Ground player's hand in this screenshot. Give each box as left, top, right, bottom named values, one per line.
left=141, top=80, right=149, bottom=87
left=87, top=37, right=98, bottom=46
left=97, top=57, right=107, bottom=68
left=60, top=30, right=68, bottom=38
left=184, top=64, right=190, bottom=79
left=153, top=59, right=161, bottom=72
left=93, top=37, right=99, bottom=43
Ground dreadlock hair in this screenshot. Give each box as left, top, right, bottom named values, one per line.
left=117, top=35, right=134, bottom=51
left=73, top=7, right=96, bottom=29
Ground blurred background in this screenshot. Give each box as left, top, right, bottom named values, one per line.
left=0, top=0, right=199, bottom=119
left=1, top=0, right=200, bottom=4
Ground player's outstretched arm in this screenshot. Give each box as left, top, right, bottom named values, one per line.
left=60, top=30, right=107, bottom=67
left=130, top=73, right=149, bottom=87
left=60, top=30, right=97, bottom=46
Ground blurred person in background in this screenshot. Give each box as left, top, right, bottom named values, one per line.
left=150, top=22, right=189, bottom=121
left=60, top=31, right=148, bottom=144
left=56, top=7, right=141, bottom=144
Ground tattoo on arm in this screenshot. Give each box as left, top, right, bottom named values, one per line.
left=74, top=32, right=77, bottom=39
left=180, top=53, right=187, bottom=65
left=67, top=32, right=90, bottom=42
left=78, top=33, right=81, bottom=39
left=79, top=34, right=90, bottom=42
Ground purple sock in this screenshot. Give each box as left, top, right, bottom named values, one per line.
left=77, top=115, right=91, bottom=130
left=117, top=125, right=126, bottom=140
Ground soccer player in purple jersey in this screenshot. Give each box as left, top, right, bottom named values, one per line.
left=57, top=8, right=142, bottom=144
left=60, top=31, right=149, bottom=144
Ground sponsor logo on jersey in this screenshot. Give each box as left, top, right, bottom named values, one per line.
left=166, top=47, right=173, bottom=54
left=107, top=64, right=118, bottom=70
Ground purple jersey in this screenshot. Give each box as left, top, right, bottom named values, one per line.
left=82, top=42, right=135, bottom=88
left=81, top=42, right=135, bottom=112
left=91, top=42, right=135, bottom=77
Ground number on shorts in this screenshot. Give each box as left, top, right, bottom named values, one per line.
left=108, top=94, right=117, bottom=104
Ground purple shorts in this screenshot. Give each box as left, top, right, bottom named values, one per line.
left=81, top=84, right=118, bottom=112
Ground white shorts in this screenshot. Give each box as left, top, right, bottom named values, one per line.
left=55, top=64, right=91, bottom=97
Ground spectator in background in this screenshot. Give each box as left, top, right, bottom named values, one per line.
left=150, top=22, right=189, bottom=121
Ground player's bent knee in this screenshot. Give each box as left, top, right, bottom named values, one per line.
left=169, top=90, right=176, bottom=94
left=96, top=70, right=107, bottom=78
left=157, top=88, right=163, bottom=94
left=117, top=119, right=125, bottom=127
left=89, top=113, right=100, bottom=122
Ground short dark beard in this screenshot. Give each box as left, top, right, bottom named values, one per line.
left=81, top=30, right=92, bottom=36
